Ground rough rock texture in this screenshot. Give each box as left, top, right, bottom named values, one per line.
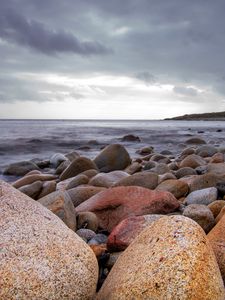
left=114, top=172, right=158, bottom=190
left=94, top=144, right=131, bottom=172
left=183, top=204, right=215, bottom=233
left=3, top=160, right=40, bottom=176
left=89, top=171, right=129, bottom=188
left=67, top=186, right=106, bottom=207
left=38, top=190, right=77, bottom=231
left=76, top=186, right=180, bottom=231
left=185, top=187, right=218, bottom=206
left=97, top=216, right=224, bottom=300
left=156, top=179, right=189, bottom=199
left=0, top=181, right=98, bottom=300
left=107, top=214, right=163, bottom=251
left=208, top=214, right=225, bottom=283
left=60, top=157, right=98, bottom=181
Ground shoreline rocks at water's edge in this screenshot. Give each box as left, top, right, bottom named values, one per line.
left=2, top=140, right=225, bottom=299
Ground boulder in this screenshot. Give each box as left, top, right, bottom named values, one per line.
left=65, top=151, right=80, bottom=161
left=125, top=162, right=142, bottom=174
left=38, top=190, right=76, bottom=231
left=67, top=186, right=106, bottom=207
left=50, top=153, right=67, bottom=168
left=55, top=160, right=70, bottom=175
left=196, top=145, right=217, bottom=157
left=97, top=216, right=224, bottom=300
left=0, top=181, right=98, bottom=300
left=179, top=154, right=206, bottom=169
left=156, top=179, right=189, bottom=199
left=18, top=180, right=43, bottom=199
left=12, top=174, right=58, bottom=189
left=121, top=134, right=141, bottom=142
left=94, top=144, right=131, bottom=172
left=114, top=172, right=158, bottom=190
left=150, top=163, right=170, bottom=175
left=76, top=186, right=180, bottom=232
left=3, top=161, right=39, bottom=176
left=175, top=167, right=197, bottom=179
left=37, top=181, right=56, bottom=199
left=185, top=187, right=218, bottom=206
left=208, top=214, right=225, bottom=283
left=208, top=200, right=225, bottom=218
left=89, top=171, right=129, bottom=188
left=76, top=228, right=96, bottom=242
left=183, top=204, right=215, bottom=233
left=60, top=157, right=98, bottom=181
left=180, top=173, right=221, bottom=192
left=107, top=214, right=164, bottom=251
left=185, top=137, right=206, bottom=144
left=206, top=163, right=225, bottom=176
left=210, top=153, right=224, bottom=164
left=216, top=206, right=225, bottom=223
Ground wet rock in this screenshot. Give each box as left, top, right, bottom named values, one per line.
left=136, top=146, right=153, bottom=155
left=156, top=179, right=189, bottom=199
left=107, top=214, right=163, bottom=251
left=185, top=187, right=218, bottom=206
left=50, top=153, right=67, bottom=168
left=13, top=174, right=58, bottom=189
left=55, top=160, right=70, bottom=175
left=94, top=144, right=131, bottom=172
left=76, top=186, right=180, bottom=232
left=114, top=172, right=158, bottom=190
left=60, top=157, right=98, bottom=181
left=179, top=154, right=206, bottom=169
left=96, top=216, right=224, bottom=300
left=67, top=186, right=106, bottom=207
left=175, top=167, right=197, bottom=179
left=89, top=171, right=129, bottom=188
left=183, top=204, right=215, bottom=233
left=3, top=161, right=40, bottom=176
left=88, top=233, right=108, bottom=245
left=121, top=134, right=141, bottom=142
left=77, top=211, right=99, bottom=232
left=76, top=228, right=96, bottom=242
left=0, top=181, right=98, bottom=300
left=181, top=147, right=196, bottom=156
left=196, top=145, right=218, bottom=157
left=208, top=200, right=225, bottom=218
left=185, top=137, right=206, bottom=144
left=18, top=180, right=43, bottom=199
left=38, top=190, right=76, bottom=231
left=65, top=151, right=80, bottom=161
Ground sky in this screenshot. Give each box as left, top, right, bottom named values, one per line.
left=0, top=0, right=225, bottom=119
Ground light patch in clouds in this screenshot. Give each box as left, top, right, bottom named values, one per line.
left=173, top=86, right=199, bottom=97
left=112, top=26, right=131, bottom=36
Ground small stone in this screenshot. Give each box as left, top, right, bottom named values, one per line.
left=185, top=187, right=218, bottom=206
left=183, top=204, right=215, bottom=233
left=88, top=233, right=108, bottom=245
left=77, top=211, right=99, bottom=232
left=76, top=228, right=96, bottom=241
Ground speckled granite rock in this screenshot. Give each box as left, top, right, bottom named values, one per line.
left=208, top=214, right=225, bottom=283
left=0, top=180, right=98, bottom=300
left=96, top=216, right=225, bottom=300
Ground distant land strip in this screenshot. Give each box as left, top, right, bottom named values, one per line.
left=165, top=111, right=225, bottom=121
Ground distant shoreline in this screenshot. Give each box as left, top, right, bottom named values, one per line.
left=165, top=111, right=225, bottom=121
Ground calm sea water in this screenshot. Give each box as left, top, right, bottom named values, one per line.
left=0, top=119, right=225, bottom=178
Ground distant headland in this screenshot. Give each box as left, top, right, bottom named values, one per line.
left=165, top=111, right=225, bottom=121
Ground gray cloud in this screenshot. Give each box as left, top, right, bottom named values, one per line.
left=135, top=71, right=157, bottom=86
left=0, top=8, right=111, bottom=55
left=173, top=86, right=198, bottom=97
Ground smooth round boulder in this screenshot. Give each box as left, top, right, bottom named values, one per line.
left=0, top=181, right=98, bottom=300
left=114, top=172, right=158, bottom=190
left=67, top=186, right=106, bottom=207
left=180, top=173, right=221, bottom=192
left=156, top=179, right=189, bottom=199
left=55, top=160, right=70, bottom=175
left=60, top=157, right=98, bottom=181
left=185, top=137, right=206, bottom=144
left=183, top=204, right=215, bottom=233
left=175, top=167, right=197, bottom=179
left=125, top=162, right=142, bottom=174
left=96, top=216, right=224, bottom=300
left=50, top=153, right=67, bottom=168
left=37, top=181, right=57, bottom=199
left=89, top=171, right=129, bottom=188
left=179, top=154, right=206, bottom=169
left=18, top=180, right=43, bottom=199
left=208, top=200, right=225, bottom=218
left=121, top=134, right=141, bottom=142
left=206, top=163, right=225, bottom=176
left=158, top=172, right=177, bottom=184
left=76, top=228, right=96, bottom=242
left=76, top=186, right=180, bottom=232
left=3, top=161, right=39, bottom=176
left=12, top=174, right=58, bottom=189
left=185, top=187, right=218, bottom=206
left=94, top=144, right=131, bottom=172
left=208, top=214, right=225, bottom=283
left=150, top=163, right=170, bottom=175
left=196, top=145, right=217, bottom=157
left=38, top=190, right=77, bottom=231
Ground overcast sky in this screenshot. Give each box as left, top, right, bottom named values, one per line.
left=0, top=0, right=225, bottom=119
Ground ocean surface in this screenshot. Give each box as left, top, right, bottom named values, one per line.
left=1, top=119, right=225, bottom=180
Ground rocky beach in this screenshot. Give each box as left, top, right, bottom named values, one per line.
left=2, top=120, right=225, bottom=299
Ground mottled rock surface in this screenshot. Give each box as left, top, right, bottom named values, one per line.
left=0, top=181, right=98, bottom=300
left=97, top=216, right=225, bottom=300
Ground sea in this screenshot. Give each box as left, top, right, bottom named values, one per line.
left=1, top=119, right=225, bottom=180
